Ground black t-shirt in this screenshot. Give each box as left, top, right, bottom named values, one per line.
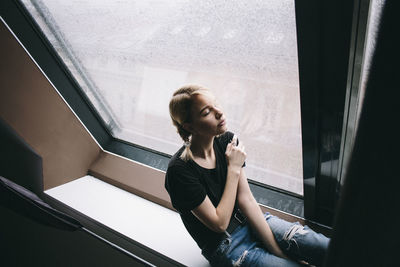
left=165, top=131, right=238, bottom=250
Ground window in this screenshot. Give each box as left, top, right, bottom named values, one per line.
left=358, top=0, right=385, bottom=122
left=22, top=0, right=303, bottom=195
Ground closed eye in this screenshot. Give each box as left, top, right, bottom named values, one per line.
left=202, top=109, right=210, bottom=116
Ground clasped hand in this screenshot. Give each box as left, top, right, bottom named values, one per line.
left=225, top=135, right=246, bottom=169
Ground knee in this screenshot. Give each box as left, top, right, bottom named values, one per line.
left=282, top=224, right=309, bottom=247
left=284, top=224, right=329, bottom=252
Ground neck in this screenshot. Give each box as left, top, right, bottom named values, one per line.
left=190, top=134, right=214, bottom=159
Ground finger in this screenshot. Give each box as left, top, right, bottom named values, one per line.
left=237, top=142, right=244, bottom=151
left=226, top=142, right=233, bottom=154
left=231, top=135, right=238, bottom=146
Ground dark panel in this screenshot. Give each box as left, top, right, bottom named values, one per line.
left=295, top=0, right=354, bottom=225
left=0, top=117, right=43, bottom=196
left=325, top=1, right=399, bottom=265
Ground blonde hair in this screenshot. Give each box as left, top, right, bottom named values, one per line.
left=169, top=84, right=211, bottom=161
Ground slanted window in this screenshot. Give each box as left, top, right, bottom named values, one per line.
left=22, top=0, right=303, bottom=195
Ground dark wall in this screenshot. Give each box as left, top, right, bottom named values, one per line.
left=0, top=206, right=144, bottom=267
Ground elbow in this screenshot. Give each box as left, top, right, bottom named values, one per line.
left=214, top=227, right=226, bottom=234
left=211, top=215, right=231, bottom=233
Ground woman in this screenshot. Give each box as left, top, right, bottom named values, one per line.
left=165, top=84, right=329, bottom=266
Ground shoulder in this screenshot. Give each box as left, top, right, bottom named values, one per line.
left=168, top=146, right=186, bottom=169
left=167, top=147, right=190, bottom=178
left=167, top=146, right=199, bottom=175
left=166, top=147, right=199, bottom=190
left=165, top=150, right=206, bottom=211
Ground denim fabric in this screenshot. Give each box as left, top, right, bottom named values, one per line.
left=202, top=213, right=329, bottom=267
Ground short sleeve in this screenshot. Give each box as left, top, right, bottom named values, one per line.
left=165, top=165, right=206, bottom=212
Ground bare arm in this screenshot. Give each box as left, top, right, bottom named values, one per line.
left=192, top=136, right=246, bottom=233
left=191, top=167, right=241, bottom=232
left=236, top=169, right=289, bottom=259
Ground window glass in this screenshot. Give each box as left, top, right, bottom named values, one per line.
left=357, top=0, right=385, bottom=123
left=22, top=0, right=303, bottom=195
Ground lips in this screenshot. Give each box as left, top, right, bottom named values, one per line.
left=218, top=119, right=226, bottom=127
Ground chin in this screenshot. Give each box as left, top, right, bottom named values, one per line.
left=217, top=126, right=228, bottom=135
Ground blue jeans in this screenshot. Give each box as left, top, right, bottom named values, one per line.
left=202, top=213, right=330, bottom=266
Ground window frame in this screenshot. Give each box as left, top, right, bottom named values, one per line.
left=1, top=0, right=361, bottom=226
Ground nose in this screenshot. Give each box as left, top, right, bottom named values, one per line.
left=215, top=107, right=223, bottom=119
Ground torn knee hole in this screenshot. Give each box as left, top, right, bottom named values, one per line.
left=284, top=224, right=309, bottom=241
left=233, top=250, right=248, bottom=267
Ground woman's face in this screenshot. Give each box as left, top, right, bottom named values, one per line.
left=186, top=93, right=227, bottom=137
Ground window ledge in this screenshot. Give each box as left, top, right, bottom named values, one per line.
left=45, top=175, right=209, bottom=267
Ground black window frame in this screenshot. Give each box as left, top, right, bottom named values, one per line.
left=1, top=0, right=359, bottom=226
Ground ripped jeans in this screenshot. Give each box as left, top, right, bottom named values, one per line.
left=202, top=213, right=330, bottom=266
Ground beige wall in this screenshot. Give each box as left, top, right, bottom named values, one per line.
left=89, top=152, right=173, bottom=210
left=0, top=20, right=101, bottom=190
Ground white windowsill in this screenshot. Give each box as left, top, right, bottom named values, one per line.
left=45, top=175, right=209, bottom=267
